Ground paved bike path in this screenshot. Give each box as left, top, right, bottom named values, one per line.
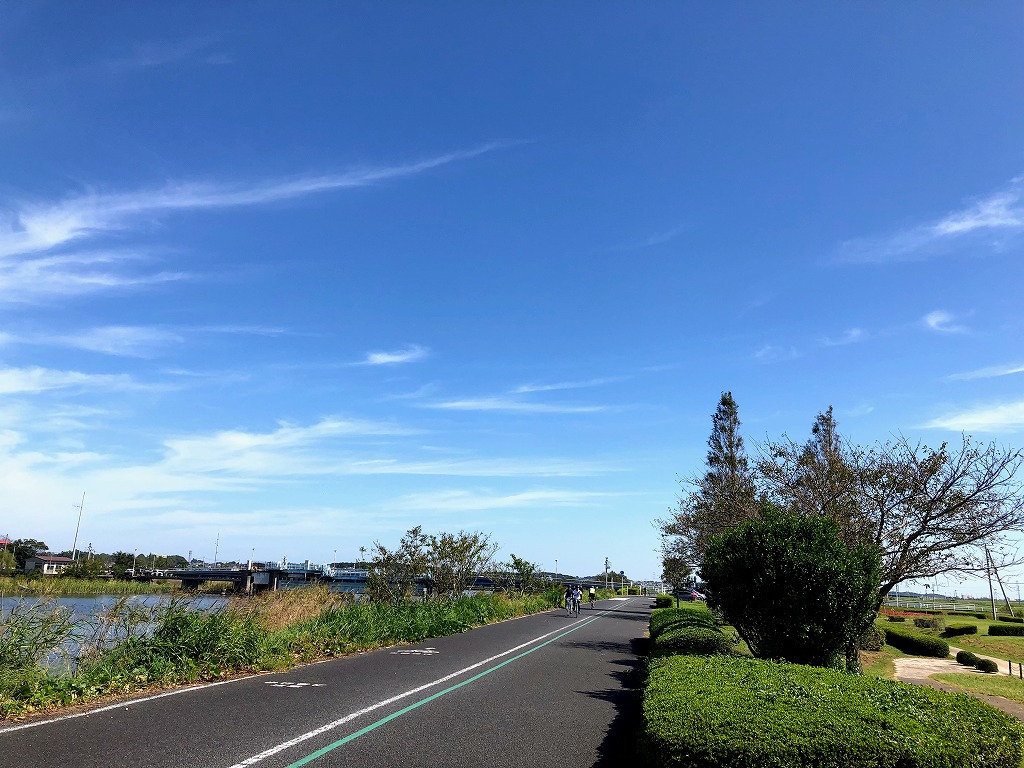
left=1, top=597, right=650, bottom=767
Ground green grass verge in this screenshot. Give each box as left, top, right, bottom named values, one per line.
left=933, top=672, right=1024, bottom=705
left=641, top=654, right=1024, bottom=768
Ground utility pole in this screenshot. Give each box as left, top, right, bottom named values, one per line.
left=70, top=492, right=85, bottom=562
left=986, top=545, right=998, bottom=620
left=605, top=557, right=609, bottom=589
left=214, top=531, right=220, bottom=567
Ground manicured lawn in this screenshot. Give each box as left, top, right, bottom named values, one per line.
left=933, top=672, right=1024, bottom=706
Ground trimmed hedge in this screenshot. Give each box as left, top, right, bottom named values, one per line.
left=998, top=616, right=1024, bottom=624
left=641, top=655, right=1024, bottom=768
left=943, top=624, right=979, bottom=637
left=648, top=606, right=734, bottom=657
left=653, top=594, right=673, bottom=609
left=990, top=624, right=1024, bottom=637
left=649, top=606, right=718, bottom=640
left=957, top=650, right=981, bottom=666
left=886, top=615, right=906, bottom=622
left=914, top=617, right=945, bottom=630
left=882, top=626, right=949, bottom=658
left=977, top=658, right=1000, bottom=674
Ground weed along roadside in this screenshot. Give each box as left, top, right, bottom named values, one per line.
left=637, top=604, right=1024, bottom=768
left=0, top=586, right=565, bottom=720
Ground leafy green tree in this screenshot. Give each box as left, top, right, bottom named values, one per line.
left=661, top=392, right=758, bottom=563
left=700, top=504, right=880, bottom=670
left=62, top=557, right=106, bottom=579
left=0, top=548, right=16, bottom=573
left=491, top=554, right=542, bottom=594
left=425, top=531, right=497, bottom=598
left=111, top=551, right=136, bottom=576
left=10, top=539, right=48, bottom=570
left=760, top=410, right=1024, bottom=596
left=660, top=540, right=693, bottom=607
left=365, top=526, right=430, bottom=603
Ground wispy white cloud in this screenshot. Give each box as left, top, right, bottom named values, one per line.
left=923, top=400, right=1024, bottom=432
left=0, top=366, right=143, bottom=395
left=160, top=418, right=417, bottom=476
left=358, top=345, right=430, bottom=366
left=822, top=328, right=866, bottom=346
left=923, top=310, right=967, bottom=333
left=948, top=362, right=1024, bottom=381
left=47, top=326, right=183, bottom=357
left=0, top=145, right=504, bottom=261
left=838, top=179, right=1024, bottom=263
left=389, top=488, right=619, bottom=512
left=0, top=250, right=187, bottom=304
left=428, top=397, right=606, bottom=414
left=754, top=344, right=799, bottom=363
left=513, top=376, right=625, bottom=394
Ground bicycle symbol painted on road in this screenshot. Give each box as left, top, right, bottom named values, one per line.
left=264, top=681, right=327, bottom=688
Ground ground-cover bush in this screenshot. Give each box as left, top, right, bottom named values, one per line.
left=944, top=624, right=979, bottom=637
left=882, top=626, right=949, bottom=658
left=990, top=625, right=1024, bottom=637
left=641, top=654, right=1024, bottom=768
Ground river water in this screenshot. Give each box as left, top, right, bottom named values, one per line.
left=0, top=593, right=228, bottom=668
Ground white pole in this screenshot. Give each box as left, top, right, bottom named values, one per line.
left=70, top=492, right=85, bottom=562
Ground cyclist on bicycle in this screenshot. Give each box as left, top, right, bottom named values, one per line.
left=588, top=586, right=596, bottom=608
left=564, top=585, right=574, bottom=616
left=571, top=585, right=583, bottom=615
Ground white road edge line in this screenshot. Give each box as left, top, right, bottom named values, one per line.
left=226, top=604, right=628, bottom=768
left=0, top=672, right=273, bottom=735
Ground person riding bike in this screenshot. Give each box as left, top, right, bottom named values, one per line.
left=564, top=585, right=574, bottom=616
left=571, top=585, right=583, bottom=616
left=588, top=586, right=596, bottom=608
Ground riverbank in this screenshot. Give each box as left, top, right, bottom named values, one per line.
left=0, top=576, right=180, bottom=596
left=0, top=586, right=570, bottom=720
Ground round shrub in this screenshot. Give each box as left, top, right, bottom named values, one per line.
left=654, top=594, right=673, bottom=609
left=977, top=658, right=1000, bottom=674
left=957, top=650, right=981, bottom=666
left=701, top=505, right=881, bottom=668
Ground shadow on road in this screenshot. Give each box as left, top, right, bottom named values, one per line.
left=580, top=637, right=648, bottom=767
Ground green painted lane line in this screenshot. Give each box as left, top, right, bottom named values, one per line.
left=283, top=610, right=613, bottom=767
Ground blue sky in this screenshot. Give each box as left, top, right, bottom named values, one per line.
left=1, top=3, right=1023, bottom=592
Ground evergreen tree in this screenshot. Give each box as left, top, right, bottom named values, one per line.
left=660, top=392, right=758, bottom=562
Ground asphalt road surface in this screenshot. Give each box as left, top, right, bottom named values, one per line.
left=2, top=596, right=651, bottom=768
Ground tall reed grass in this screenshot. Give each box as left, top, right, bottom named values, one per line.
left=0, top=587, right=563, bottom=719
left=0, top=576, right=178, bottom=596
